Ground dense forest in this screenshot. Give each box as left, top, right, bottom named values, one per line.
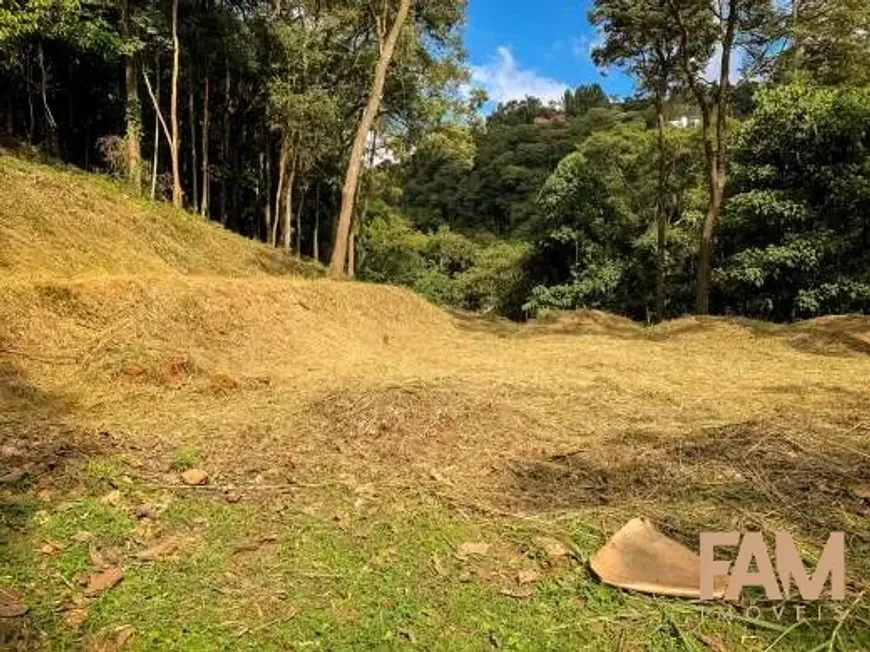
left=1, top=0, right=869, bottom=322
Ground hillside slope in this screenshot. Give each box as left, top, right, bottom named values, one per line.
left=0, top=153, right=313, bottom=279
left=1, top=155, right=869, bottom=651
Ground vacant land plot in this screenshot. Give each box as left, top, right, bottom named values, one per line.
left=2, top=156, right=869, bottom=650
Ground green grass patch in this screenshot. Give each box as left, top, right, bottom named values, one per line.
left=4, top=486, right=869, bottom=651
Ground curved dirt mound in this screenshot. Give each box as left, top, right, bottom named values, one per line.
left=530, top=310, right=870, bottom=356
left=0, top=275, right=455, bottom=385
left=787, top=315, right=870, bottom=355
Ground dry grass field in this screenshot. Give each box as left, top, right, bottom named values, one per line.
left=2, top=154, right=869, bottom=650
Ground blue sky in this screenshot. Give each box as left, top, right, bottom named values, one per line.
left=463, top=0, right=636, bottom=107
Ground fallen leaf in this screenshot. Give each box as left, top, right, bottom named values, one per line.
left=431, top=554, right=446, bottom=576
left=62, top=606, right=89, bottom=629
left=113, top=624, right=135, bottom=649
left=570, top=595, right=586, bottom=609
left=499, top=586, right=535, bottom=599
left=0, top=588, right=28, bottom=618
left=696, top=632, right=728, bottom=652
left=517, top=569, right=540, bottom=585
left=85, top=624, right=136, bottom=652
left=84, top=567, right=124, bottom=598
left=132, top=504, right=156, bottom=519
left=533, top=536, right=571, bottom=560
left=72, top=530, right=93, bottom=543
left=181, top=469, right=209, bottom=486
left=40, top=539, right=65, bottom=555
left=137, top=538, right=181, bottom=561
left=90, top=547, right=108, bottom=570
left=458, top=541, right=491, bottom=557
left=0, top=468, right=28, bottom=485
left=853, top=485, right=870, bottom=501
left=232, top=535, right=279, bottom=555
left=590, top=518, right=726, bottom=599
left=100, top=490, right=122, bottom=507
left=398, top=628, right=416, bottom=644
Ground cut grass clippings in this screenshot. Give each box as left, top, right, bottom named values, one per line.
left=2, top=153, right=869, bottom=650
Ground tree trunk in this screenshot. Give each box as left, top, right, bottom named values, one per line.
left=150, top=54, right=160, bottom=200
left=262, top=146, right=272, bottom=243
left=654, top=100, right=667, bottom=323
left=234, top=123, right=244, bottom=229
left=694, top=3, right=736, bottom=315
left=189, top=83, right=198, bottom=212
left=347, top=225, right=355, bottom=278
left=283, top=150, right=297, bottom=251
left=220, top=63, right=230, bottom=225
left=200, top=72, right=210, bottom=217
left=329, top=0, right=413, bottom=275
left=696, top=163, right=725, bottom=315
left=296, top=184, right=306, bottom=256
left=272, top=138, right=288, bottom=247
left=25, top=47, right=35, bottom=143
left=313, top=182, right=320, bottom=261
left=5, top=92, right=13, bottom=136
left=122, top=0, right=142, bottom=194
left=170, top=0, right=183, bottom=209
left=36, top=41, right=58, bottom=154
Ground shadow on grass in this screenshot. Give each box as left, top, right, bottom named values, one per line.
left=503, top=420, right=870, bottom=579
left=0, top=339, right=106, bottom=648
left=247, top=248, right=322, bottom=278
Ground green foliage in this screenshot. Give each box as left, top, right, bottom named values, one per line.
left=563, top=84, right=609, bottom=118
left=525, top=119, right=703, bottom=319
left=718, top=82, right=870, bottom=319
left=170, top=446, right=200, bottom=472
left=358, top=201, right=427, bottom=287
left=455, top=241, right=530, bottom=313
left=0, top=0, right=120, bottom=56
left=524, top=259, right=625, bottom=317
left=779, top=0, right=870, bottom=86
left=358, top=202, right=527, bottom=312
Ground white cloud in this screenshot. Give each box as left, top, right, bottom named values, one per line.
left=469, top=46, right=569, bottom=105
left=572, top=30, right=605, bottom=61
left=571, top=36, right=590, bottom=59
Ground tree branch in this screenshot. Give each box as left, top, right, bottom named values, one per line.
left=142, top=68, right=173, bottom=151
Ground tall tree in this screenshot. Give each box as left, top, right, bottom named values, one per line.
left=666, top=0, right=775, bottom=313
left=120, top=0, right=142, bottom=192
left=591, top=0, right=684, bottom=322
left=169, top=0, right=182, bottom=208
left=329, top=0, right=413, bottom=275
left=563, top=84, right=609, bottom=118
left=200, top=69, right=209, bottom=216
